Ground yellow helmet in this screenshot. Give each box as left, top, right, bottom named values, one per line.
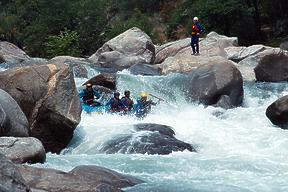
left=140, top=92, right=149, bottom=98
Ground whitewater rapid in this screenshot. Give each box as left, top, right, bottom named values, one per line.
left=4, top=65, right=288, bottom=191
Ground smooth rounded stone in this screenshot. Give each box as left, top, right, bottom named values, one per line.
left=225, top=45, right=267, bottom=62
left=89, top=27, right=155, bottom=71
left=185, top=61, right=243, bottom=108
left=0, top=63, right=82, bottom=153
left=0, top=153, right=30, bottom=192
left=254, top=53, right=288, bottom=82
left=0, top=41, right=30, bottom=64
left=83, top=73, right=116, bottom=90
left=266, top=95, right=288, bottom=129
left=101, top=123, right=195, bottom=155
left=0, top=89, right=29, bottom=137
left=0, top=137, right=46, bottom=164
left=17, top=164, right=142, bottom=192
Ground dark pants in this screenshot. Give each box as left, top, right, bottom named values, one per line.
left=191, top=36, right=199, bottom=54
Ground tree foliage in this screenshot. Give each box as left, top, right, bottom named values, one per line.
left=0, top=0, right=287, bottom=57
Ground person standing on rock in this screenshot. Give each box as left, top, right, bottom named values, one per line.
left=79, top=83, right=101, bottom=106
left=191, top=17, right=205, bottom=55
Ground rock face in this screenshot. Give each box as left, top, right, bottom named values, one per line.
left=18, top=164, right=142, bottom=192
left=89, top=27, right=155, bottom=70
left=0, top=89, right=29, bottom=137
left=266, top=95, right=288, bottom=129
left=254, top=53, right=288, bottom=82
left=0, top=63, right=82, bottom=153
left=84, top=73, right=116, bottom=90
left=101, top=123, right=195, bottom=155
left=0, top=137, right=46, bottom=164
left=185, top=62, right=243, bottom=108
left=0, top=153, right=30, bottom=192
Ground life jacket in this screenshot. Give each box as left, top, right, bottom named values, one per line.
left=83, top=89, right=94, bottom=105
left=192, top=24, right=201, bottom=36
left=121, top=97, right=133, bottom=110
left=110, top=98, right=122, bottom=112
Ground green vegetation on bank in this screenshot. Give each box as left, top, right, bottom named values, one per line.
left=0, top=0, right=287, bottom=58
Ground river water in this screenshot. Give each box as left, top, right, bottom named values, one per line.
left=3, top=65, right=288, bottom=191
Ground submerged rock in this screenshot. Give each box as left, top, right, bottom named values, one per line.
left=266, top=95, right=288, bottom=129
left=0, top=63, right=82, bottom=153
left=101, top=123, right=195, bottom=155
left=128, top=64, right=161, bottom=76
left=0, top=137, right=46, bottom=164
left=0, top=89, right=29, bottom=137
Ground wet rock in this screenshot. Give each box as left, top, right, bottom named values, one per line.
left=0, top=137, right=45, bottom=164
left=266, top=95, right=288, bottom=129
left=0, top=153, right=30, bottom=192
left=89, top=27, right=155, bottom=71
left=18, top=164, right=142, bottom=192
left=101, top=123, right=195, bottom=155
left=254, top=53, right=288, bottom=82
left=128, top=64, right=161, bottom=76
left=84, top=73, right=116, bottom=90
left=185, top=61, right=243, bottom=108
left=0, top=89, right=29, bottom=137
left=0, top=63, right=82, bottom=153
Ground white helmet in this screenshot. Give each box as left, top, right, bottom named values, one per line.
left=193, top=17, right=199, bottom=21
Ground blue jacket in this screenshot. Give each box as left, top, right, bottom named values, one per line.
left=192, top=22, right=205, bottom=37
left=121, top=96, right=134, bottom=111
left=106, top=97, right=125, bottom=112
left=134, top=99, right=157, bottom=118
left=79, top=88, right=101, bottom=105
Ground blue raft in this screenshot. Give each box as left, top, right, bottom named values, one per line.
left=81, top=104, right=109, bottom=114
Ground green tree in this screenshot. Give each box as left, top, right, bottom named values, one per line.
left=45, top=29, right=81, bottom=58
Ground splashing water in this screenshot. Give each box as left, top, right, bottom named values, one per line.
left=26, top=68, right=288, bottom=191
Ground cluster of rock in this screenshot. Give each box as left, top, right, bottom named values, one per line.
left=1, top=26, right=288, bottom=191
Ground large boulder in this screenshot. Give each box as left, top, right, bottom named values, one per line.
left=225, top=45, right=267, bottom=62
left=18, top=164, right=142, bottom=192
left=0, top=153, right=30, bottom=192
left=0, top=63, right=82, bottom=153
left=0, top=89, right=29, bottom=137
left=48, top=56, right=93, bottom=78
left=238, top=48, right=281, bottom=81
left=266, top=95, right=288, bottom=129
left=0, top=41, right=30, bottom=64
left=254, top=53, right=288, bottom=82
left=83, top=73, right=116, bottom=90
left=89, top=27, right=155, bottom=70
left=185, top=61, right=243, bottom=108
left=161, top=32, right=238, bottom=74
left=155, top=38, right=190, bottom=64
left=0, top=137, right=45, bottom=164
left=101, top=123, right=195, bottom=155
